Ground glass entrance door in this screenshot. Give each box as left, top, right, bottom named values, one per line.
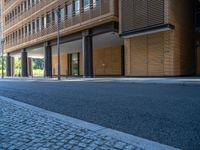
left=68, top=53, right=80, bottom=76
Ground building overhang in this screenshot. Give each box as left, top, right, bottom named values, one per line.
left=120, top=24, right=175, bottom=38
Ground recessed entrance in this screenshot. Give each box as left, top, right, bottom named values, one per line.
left=68, top=53, right=80, bottom=76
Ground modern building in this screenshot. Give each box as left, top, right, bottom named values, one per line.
left=2, top=0, right=200, bottom=77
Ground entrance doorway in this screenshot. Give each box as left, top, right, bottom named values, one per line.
left=68, top=53, right=80, bottom=76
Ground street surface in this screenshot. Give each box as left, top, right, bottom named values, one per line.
left=0, top=79, right=199, bottom=150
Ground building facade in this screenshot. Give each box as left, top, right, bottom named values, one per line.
left=2, top=0, right=200, bottom=77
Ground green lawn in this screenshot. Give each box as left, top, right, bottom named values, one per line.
left=33, top=69, right=44, bottom=76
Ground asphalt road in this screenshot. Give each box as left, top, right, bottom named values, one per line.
left=0, top=80, right=199, bottom=150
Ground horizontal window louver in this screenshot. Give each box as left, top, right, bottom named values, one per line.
left=121, top=0, right=165, bottom=34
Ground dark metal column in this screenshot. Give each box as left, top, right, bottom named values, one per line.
left=82, top=30, right=93, bottom=78
left=67, top=54, right=72, bottom=76
left=44, top=42, right=52, bottom=77
left=121, top=45, right=125, bottom=76
left=21, top=49, right=28, bottom=77
left=6, top=53, right=11, bottom=77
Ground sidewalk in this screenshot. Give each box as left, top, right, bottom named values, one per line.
left=0, top=96, right=179, bottom=150
left=2, top=76, right=200, bottom=85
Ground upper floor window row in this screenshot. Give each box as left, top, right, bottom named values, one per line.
left=4, top=0, right=99, bottom=25
left=4, top=0, right=100, bottom=45
left=4, top=0, right=42, bottom=24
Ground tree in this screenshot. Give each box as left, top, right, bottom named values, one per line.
left=32, top=58, right=44, bottom=70
left=0, top=56, right=6, bottom=70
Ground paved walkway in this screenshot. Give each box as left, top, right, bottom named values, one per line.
left=2, top=77, right=200, bottom=85
left=0, top=97, right=179, bottom=150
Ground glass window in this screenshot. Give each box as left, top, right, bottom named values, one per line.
left=38, top=18, right=41, bottom=31
left=28, top=0, right=31, bottom=8
left=32, top=21, right=35, bottom=33
left=60, top=8, right=65, bottom=21
left=25, top=25, right=28, bottom=37
left=54, top=10, right=58, bottom=24
left=43, top=16, right=46, bottom=28
left=32, top=0, right=35, bottom=6
left=74, top=0, right=80, bottom=15
left=28, top=23, right=31, bottom=35
left=47, top=12, right=52, bottom=25
left=51, top=10, right=55, bottom=24
left=83, top=0, right=89, bottom=10
left=35, top=20, right=37, bottom=32
left=67, top=4, right=72, bottom=18
left=93, top=0, right=98, bottom=8
left=18, top=29, right=21, bottom=39
left=22, top=27, right=24, bottom=38
left=24, top=1, right=27, bottom=10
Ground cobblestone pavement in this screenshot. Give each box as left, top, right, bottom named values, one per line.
left=0, top=99, right=144, bottom=150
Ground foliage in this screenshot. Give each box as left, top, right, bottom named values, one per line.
left=32, top=59, right=44, bottom=70
left=33, top=69, right=44, bottom=76
left=0, top=57, right=45, bottom=77
left=0, top=56, right=6, bottom=70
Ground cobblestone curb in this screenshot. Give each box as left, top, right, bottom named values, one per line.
left=0, top=96, right=180, bottom=150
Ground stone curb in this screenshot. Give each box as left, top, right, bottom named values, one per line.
left=0, top=96, right=181, bottom=150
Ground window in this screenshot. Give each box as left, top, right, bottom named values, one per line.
left=83, top=0, right=89, bottom=10
left=19, top=29, right=21, bottom=39
left=60, top=8, right=65, bottom=21
left=28, top=0, right=31, bottom=8
left=67, top=3, right=72, bottom=18
left=32, top=0, right=35, bottom=6
left=24, top=1, right=27, bottom=10
left=93, top=0, right=98, bottom=8
left=43, top=15, right=47, bottom=28
left=18, top=5, right=21, bottom=15
left=21, top=3, right=24, bottom=12
left=54, top=10, right=58, bottom=24
left=37, top=18, right=41, bottom=32
left=12, top=33, right=14, bottom=43
left=22, top=27, right=24, bottom=38
left=15, top=31, right=17, bottom=41
left=74, top=0, right=80, bottom=15
left=50, top=10, right=55, bottom=24
left=32, top=21, right=35, bottom=33
left=47, top=12, right=52, bottom=26
left=25, top=25, right=28, bottom=37
left=28, top=22, right=31, bottom=35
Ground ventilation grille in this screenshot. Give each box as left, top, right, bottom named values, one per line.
left=121, top=0, right=165, bottom=34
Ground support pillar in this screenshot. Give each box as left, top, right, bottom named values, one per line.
left=121, top=45, right=125, bottom=76
left=21, top=49, right=28, bottom=77
left=82, top=30, right=93, bottom=78
left=6, top=54, right=11, bottom=77
left=44, top=42, right=52, bottom=77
